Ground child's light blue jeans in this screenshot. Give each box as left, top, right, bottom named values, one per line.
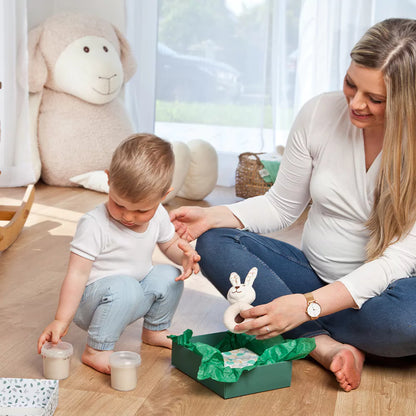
left=196, top=228, right=416, bottom=358
left=73, top=264, right=183, bottom=350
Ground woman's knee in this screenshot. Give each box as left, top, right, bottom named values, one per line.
left=196, top=228, right=239, bottom=256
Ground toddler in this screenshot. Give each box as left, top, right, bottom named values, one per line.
left=38, top=133, right=200, bottom=374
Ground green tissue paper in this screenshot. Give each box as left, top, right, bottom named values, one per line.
left=169, top=330, right=315, bottom=383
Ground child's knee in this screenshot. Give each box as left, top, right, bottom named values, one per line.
left=112, top=276, right=144, bottom=306
left=145, top=265, right=183, bottom=298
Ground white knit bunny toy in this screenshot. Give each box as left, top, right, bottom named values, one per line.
left=223, top=267, right=257, bottom=333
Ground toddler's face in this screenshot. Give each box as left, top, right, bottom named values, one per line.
left=107, top=188, right=163, bottom=232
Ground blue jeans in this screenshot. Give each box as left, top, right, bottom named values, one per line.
left=73, top=264, right=183, bottom=350
left=196, top=228, right=416, bottom=358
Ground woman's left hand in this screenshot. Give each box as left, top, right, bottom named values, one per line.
left=234, top=294, right=308, bottom=339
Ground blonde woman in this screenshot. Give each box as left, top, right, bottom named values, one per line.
left=170, top=18, right=416, bottom=392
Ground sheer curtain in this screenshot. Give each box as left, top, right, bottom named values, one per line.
left=124, top=0, right=158, bottom=134
left=291, top=0, right=374, bottom=113
left=0, top=0, right=35, bottom=187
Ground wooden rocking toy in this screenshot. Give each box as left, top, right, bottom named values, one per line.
left=0, top=184, right=35, bottom=251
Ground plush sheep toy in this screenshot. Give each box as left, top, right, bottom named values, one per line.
left=28, top=12, right=218, bottom=201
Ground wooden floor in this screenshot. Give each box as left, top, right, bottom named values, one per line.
left=1, top=183, right=416, bottom=415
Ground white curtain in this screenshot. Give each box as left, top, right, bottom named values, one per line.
left=277, top=0, right=416, bottom=124
left=124, top=0, right=158, bottom=133
left=0, top=0, right=35, bottom=187
left=292, top=0, right=375, bottom=114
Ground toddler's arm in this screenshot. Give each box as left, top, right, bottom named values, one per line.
left=37, top=252, right=92, bottom=353
left=158, top=233, right=201, bottom=280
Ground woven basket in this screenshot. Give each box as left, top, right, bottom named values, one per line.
left=235, top=152, right=273, bottom=198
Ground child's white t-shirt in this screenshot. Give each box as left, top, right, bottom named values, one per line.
left=70, top=203, right=175, bottom=286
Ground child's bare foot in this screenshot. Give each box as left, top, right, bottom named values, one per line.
left=81, top=345, right=113, bottom=374
left=310, top=335, right=365, bottom=392
left=142, top=328, right=172, bottom=349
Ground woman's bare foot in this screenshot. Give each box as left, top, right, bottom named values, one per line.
left=310, top=335, right=365, bottom=392
left=81, top=345, right=113, bottom=374
left=142, top=327, right=172, bottom=349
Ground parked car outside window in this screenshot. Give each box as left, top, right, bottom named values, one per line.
left=156, top=43, right=242, bottom=102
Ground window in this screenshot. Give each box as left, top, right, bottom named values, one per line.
left=154, top=0, right=300, bottom=156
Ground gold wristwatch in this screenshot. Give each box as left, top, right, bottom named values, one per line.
left=304, top=292, right=321, bottom=320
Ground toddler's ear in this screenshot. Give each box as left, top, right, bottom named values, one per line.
left=105, top=169, right=110, bottom=185
left=162, top=187, right=174, bottom=201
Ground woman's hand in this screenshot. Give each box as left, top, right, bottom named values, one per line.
left=170, top=205, right=244, bottom=242
left=169, top=206, right=212, bottom=242
left=234, top=294, right=308, bottom=339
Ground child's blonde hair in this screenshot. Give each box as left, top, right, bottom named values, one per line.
left=109, top=133, right=175, bottom=202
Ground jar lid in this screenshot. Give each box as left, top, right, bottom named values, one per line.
left=109, top=351, right=141, bottom=368
left=41, top=341, right=73, bottom=359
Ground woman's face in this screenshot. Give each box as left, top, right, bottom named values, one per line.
left=343, top=61, right=387, bottom=134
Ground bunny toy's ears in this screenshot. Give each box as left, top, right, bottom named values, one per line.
left=229, top=267, right=258, bottom=287
left=229, top=272, right=241, bottom=287
left=245, top=267, right=258, bottom=286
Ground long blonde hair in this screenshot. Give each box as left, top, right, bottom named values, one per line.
left=350, top=18, right=416, bottom=260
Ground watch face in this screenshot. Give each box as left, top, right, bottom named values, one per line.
left=307, top=302, right=321, bottom=318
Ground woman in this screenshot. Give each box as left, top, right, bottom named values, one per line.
left=170, top=18, right=416, bottom=392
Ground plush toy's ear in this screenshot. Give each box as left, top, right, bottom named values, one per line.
left=27, top=25, right=48, bottom=93
left=112, top=25, right=137, bottom=82
left=244, top=267, right=258, bottom=286
left=229, top=272, right=241, bottom=287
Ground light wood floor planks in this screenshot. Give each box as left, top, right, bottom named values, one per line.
left=1, top=183, right=416, bottom=415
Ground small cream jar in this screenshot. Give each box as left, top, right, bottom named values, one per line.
left=41, top=341, right=73, bottom=380
left=109, top=351, right=141, bottom=391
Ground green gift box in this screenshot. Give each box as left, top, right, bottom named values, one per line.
left=170, top=330, right=315, bottom=399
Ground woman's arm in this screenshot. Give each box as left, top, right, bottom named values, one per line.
left=170, top=205, right=243, bottom=241
left=171, top=97, right=322, bottom=241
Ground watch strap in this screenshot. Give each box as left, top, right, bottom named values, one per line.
left=304, top=292, right=315, bottom=304
left=304, top=292, right=321, bottom=320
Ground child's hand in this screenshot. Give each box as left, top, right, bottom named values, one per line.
left=176, top=240, right=201, bottom=281
left=37, top=320, right=70, bottom=354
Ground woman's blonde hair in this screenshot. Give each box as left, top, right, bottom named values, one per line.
left=351, top=18, right=416, bottom=260
left=109, top=133, right=175, bottom=202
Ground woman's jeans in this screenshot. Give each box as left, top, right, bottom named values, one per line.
left=196, top=228, right=416, bottom=357
left=74, top=264, right=183, bottom=350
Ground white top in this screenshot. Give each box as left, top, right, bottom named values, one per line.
left=229, top=91, right=416, bottom=308
left=70, top=203, right=175, bottom=285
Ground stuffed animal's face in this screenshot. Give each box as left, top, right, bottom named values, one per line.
left=54, top=35, right=124, bottom=105
left=27, top=13, right=137, bottom=104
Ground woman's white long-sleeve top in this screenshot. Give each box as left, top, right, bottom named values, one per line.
left=228, top=91, right=416, bottom=308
